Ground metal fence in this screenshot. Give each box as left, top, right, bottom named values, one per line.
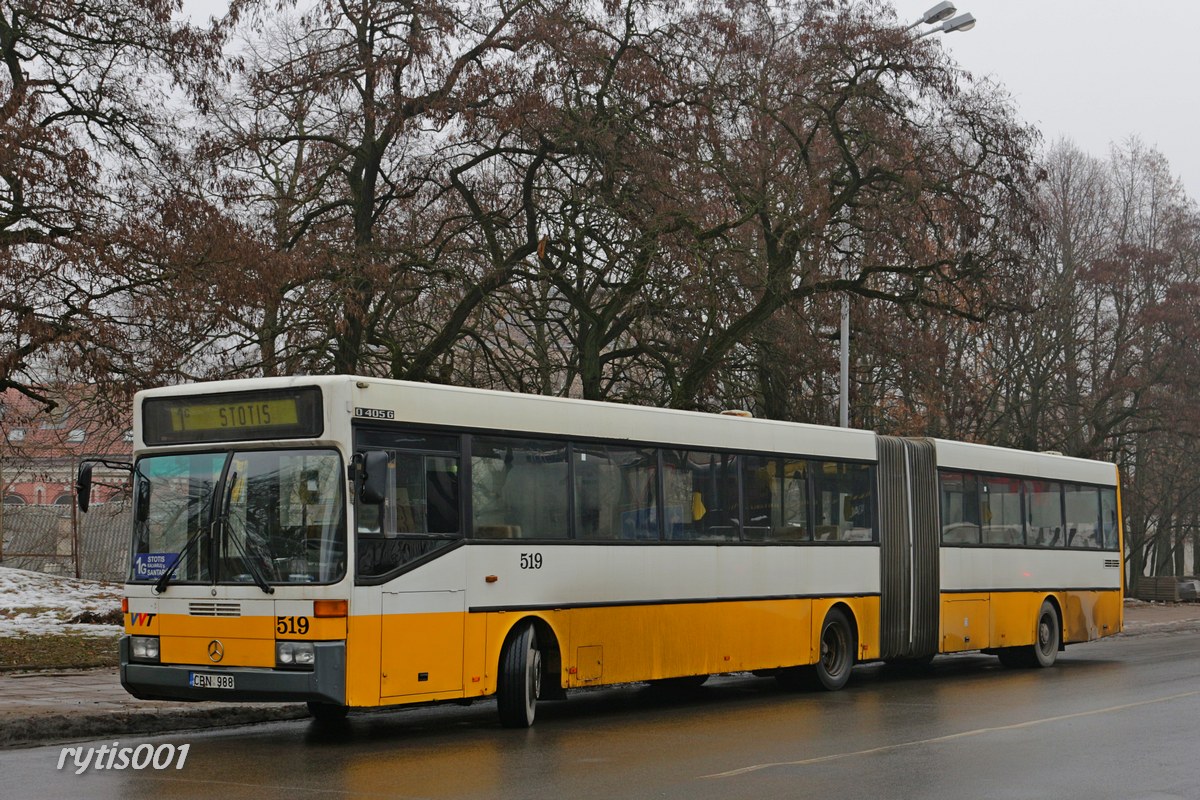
left=0, top=502, right=129, bottom=582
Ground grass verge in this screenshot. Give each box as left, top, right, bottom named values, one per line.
left=0, top=632, right=121, bottom=670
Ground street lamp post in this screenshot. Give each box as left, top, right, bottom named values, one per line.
left=916, top=11, right=976, bottom=38
left=838, top=2, right=975, bottom=428
left=839, top=266, right=850, bottom=428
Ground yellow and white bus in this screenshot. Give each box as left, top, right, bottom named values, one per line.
left=77, top=376, right=1124, bottom=727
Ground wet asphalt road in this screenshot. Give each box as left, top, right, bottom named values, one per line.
left=3, top=628, right=1197, bottom=800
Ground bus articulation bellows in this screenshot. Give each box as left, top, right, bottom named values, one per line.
left=77, top=376, right=1124, bottom=727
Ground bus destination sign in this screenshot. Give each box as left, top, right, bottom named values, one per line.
left=142, top=387, right=323, bottom=445
left=171, top=399, right=299, bottom=433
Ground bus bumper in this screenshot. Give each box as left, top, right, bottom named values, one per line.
left=119, top=637, right=346, bottom=706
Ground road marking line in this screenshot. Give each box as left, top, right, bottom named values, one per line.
left=126, top=776, right=418, bottom=798
left=702, top=690, right=1200, bottom=779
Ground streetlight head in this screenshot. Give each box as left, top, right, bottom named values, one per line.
left=921, top=2, right=956, bottom=24
left=942, top=12, right=976, bottom=33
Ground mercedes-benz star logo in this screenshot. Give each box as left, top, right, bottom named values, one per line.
left=207, top=640, right=224, bottom=663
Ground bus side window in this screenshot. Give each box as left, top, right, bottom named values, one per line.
left=741, top=455, right=776, bottom=541
left=940, top=471, right=982, bottom=544
left=981, top=477, right=1023, bottom=545
left=352, top=429, right=462, bottom=579
left=660, top=452, right=691, bottom=539
left=662, top=450, right=738, bottom=541
left=779, top=460, right=810, bottom=541
left=1063, top=484, right=1100, bottom=548
left=1100, top=487, right=1119, bottom=550
left=573, top=445, right=658, bottom=540
left=471, top=436, right=569, bottom=539
left=813, top=461, right=873, bottom=542
left=426, top=459, right=459, bottom=533
left=1025, top=480, right=1064, bottom=547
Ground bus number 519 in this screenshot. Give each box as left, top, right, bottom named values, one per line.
left=520, top=553, right=542, bottom=570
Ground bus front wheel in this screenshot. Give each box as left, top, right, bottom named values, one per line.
left=814, top=608, right=856, bottom=691
left=498, top=622, right=542, bottom=728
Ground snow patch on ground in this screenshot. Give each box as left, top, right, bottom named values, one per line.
left=0, top=567, right=123, bottom=636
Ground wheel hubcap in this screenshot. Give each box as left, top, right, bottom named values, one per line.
left=1038, top=615, right=1053, bottom=652
left=529, top=648, right=542, bottom=703
left=822, top=628, right=844, bottom=672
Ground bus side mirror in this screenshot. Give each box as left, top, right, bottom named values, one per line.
left=360, top=450, right=389, bottom=505
left=76, top=462, right=94, bottom=513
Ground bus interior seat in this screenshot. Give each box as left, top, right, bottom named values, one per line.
left=474, top=525, right=521, bottom=538
left=942, top=524, right=981, bottom=544
left=982, top=526, right=1021, bottom=545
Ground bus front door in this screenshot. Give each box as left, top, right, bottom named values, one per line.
left=379, top=590, right=465, bottom=698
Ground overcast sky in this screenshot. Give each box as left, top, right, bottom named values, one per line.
left=181, top=0, right=1200, bottom=200
left=897, top=0, right=1200, bottom=199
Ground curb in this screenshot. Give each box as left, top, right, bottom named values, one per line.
left=0, top=663, right=117, bottom=673
left=1, top=705, right=309, bottom=749
left=1119, top=620, right=1200, bottom=637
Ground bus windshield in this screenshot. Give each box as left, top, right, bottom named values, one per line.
left=130, top=449, right=347, bottom=586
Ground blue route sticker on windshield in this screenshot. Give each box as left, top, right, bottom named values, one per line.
left=133, top=553, right=179, bottom=579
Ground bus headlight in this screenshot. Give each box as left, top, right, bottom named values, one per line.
left=130, top=636, right=160, bottom=663
left=276, top=641, right=315, bottom=668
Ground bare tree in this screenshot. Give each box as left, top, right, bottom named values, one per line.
left=0, top=0, right=222, bottom=406
left=212, top=0, right=554, bottom=379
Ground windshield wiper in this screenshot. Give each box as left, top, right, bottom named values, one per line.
left=224, top=514, right=275, bottom=595
left=218, top=472, right=274, bottom=595
left=154, top=523, right=208, bottom=594
left=152, top=473, right=224, bottom=593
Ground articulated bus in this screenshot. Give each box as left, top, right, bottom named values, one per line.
left=77, top=376, right=1124, bottom=727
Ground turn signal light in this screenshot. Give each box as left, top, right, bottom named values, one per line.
left=314, top=599, right=347, bottom=618
left=121, top=598, right=129, bottom=613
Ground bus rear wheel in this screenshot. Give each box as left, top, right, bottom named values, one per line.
left=813, top=608, right=856, bottom=691
left=1031, top=600, right=1061, bottom=667
left=997, top=600, right=1060, bottom=668
left=498, top=622, right=542, bottom=728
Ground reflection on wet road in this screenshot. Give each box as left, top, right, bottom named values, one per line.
left=4, top=629, right=1198, bottom=800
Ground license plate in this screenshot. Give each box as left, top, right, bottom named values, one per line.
left=189, top=671, right=235, bottom=690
